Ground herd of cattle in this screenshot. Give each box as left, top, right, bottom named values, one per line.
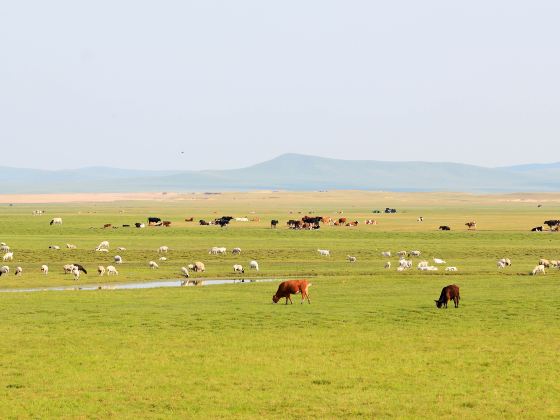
left=1, top=211, right=557, bottom=308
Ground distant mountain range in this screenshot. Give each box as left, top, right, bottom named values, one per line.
left=1, top=154, right=559, bottom=193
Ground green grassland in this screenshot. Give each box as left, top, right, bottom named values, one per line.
left=0, top=191, right=558, bottom=418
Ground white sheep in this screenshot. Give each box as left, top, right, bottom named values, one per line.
left=0, top=265, right=9, bottom=274
left=347, top=255, right=357, bottom=263
left=149, top=261, right=159, bottom=269
left=381, top=251, right=391, bottom=257
left=116, top=247, right=127, bottom=251
left=15, top=266, right=22, bottom=276
left=433, top=258, right=446, bottom=264
left=233, top=264, right=244, bottom=273
left=531, top=264, right=546, bottom=275
left=63, top=264, right=75, bottom=274
left=66, top=244, right=77, bottom=249
left=250, top=260, right=259, bottom=271
left=397, top=250, right=407, bottom=258
left=41, top=265, right=49, bottom=275
left=49, top=245, right=60, bottom=250
left=158, top=246, right=169, bottom=253
left=384, top=261, right=391, bottom=269
left=0, top=245, right=10, bottom=252
left=159, top=256, right=167, bottom=261
left=417, top=261, right=429, bottom=269
left=98, top=265, right=106, bottom=276
left=409, top=250, right=421, bottom=257
left=445, top=266, right=458, bottom=272
left=71, top=266, right=80, bottom=281
left=180, top=267, right=190, bottom=278
left=3, top=252, right=14, bottom=261
left=232, top=247, right=242, bottom=255
left=114, top=255, right=123, bottom=264
left=317, top=249, right=330, bottom=256
left=106, top=265, right=118, bottom=275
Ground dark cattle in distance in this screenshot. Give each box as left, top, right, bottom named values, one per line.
left=122, top=224, right=130, bottom=228
left=439, top=225, right=451, bottom=231
left=103, top=224, right=112, bottom=228
left=148, top=217, right=162, bottom=226
left=185, top=217, right=194, bottom=222
left=271, top=219, right=279, bottom=228
left=544, top=220, right=560, bottom=230
left=435, top=284, right=460, bottom=308
left=199, top=220, right=210, bottom=226
left=162, top=221, right=172, bottom=227
left=531, top=226, right=543, bottom=232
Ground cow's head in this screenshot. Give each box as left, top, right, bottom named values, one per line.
left=435, top=300, right=443, bottom=308
left=272, top=295, right=280, bottom=303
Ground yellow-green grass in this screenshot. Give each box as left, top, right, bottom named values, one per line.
left=0, top=192, right=558, bottom=418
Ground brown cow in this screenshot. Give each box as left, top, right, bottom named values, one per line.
left=272, top=279, right=312, bottom=304
left=435, top=284, right=460, bottom=308
left=103, top=223, right=112, bottom=229
left=185, top=217, right=194, bottom=222
left=465, top=221, right=476, bottom=230
left=338, top=217, right=347, bottom=224
left=162, top=221, right=171, bottom=227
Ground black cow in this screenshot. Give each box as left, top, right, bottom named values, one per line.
left=215, top=218, right=230, bottom=228
left=544, top=220, right=560, bottom=230
left=439, top=225, right=451, bottom=231
left=531, top=226, right=543, bottom=232
left=271, top=220, right=279, bottom=228
left=148, top=217, right=162, bottom=226
left=199, top=220, right=210, bottom=226
left=435, top=284, right=460, bottom=308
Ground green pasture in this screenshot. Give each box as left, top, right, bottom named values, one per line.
left=0, top=192, right=558, bottom=418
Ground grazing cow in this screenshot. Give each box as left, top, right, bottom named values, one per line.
left=98, top=265, right=106, bottom=276
left=148, top=217, right=162, bottom=226
left=270, top=219, right=279, bottom=228
left=162, top=221, right=171, bottom=227
left=250, top=260, right=259, bottom=271
left=149, top=261, right=159, bottom=269
left=199, top=219, right=210, bottom=226
left=272, top=279, right=311, bottom=304
left=346, top=221, right=359, bottom=227
left=233, top=264, right=244, bottom=273
left=41, top=265, right=48, bottom=275
left=103, top=223, right=112, bottom=229
left=465, top=221, right=476, bottom=230
left=15, top=266, right=22, bottom=276
left=317, top=249, right=330, bottom=256
left=193, top=261, right=205, bottom=272
left=107, top=265, right=118, bottom=275
left=544, top=220, right=560, bottom=230
left=365, top=219, right=377, bottom=225
left=435, top=285, right=460, bottom=308
left=531, top=226, right=543, bottom=232
left=347, top=255, right=357, bottom=263
left=122, top=224, right=130, bottom=228
left=338, top=217, right=347, bottom=224
left=50, top=217, right=62, bottom=225
left=185, top=217, right=194, bottom=222
left=532, top=264, right=546, bottom=275
left=439, top=225, right=451, bottom=231
left=2, top=252, right=13, bottom=261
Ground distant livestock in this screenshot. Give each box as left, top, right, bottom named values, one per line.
left=250, top=260, right=259, bottom=271
left=347, top=255, right=357, bottom=263
left=381, top=251, right=391, bottom=257
left=106, top=265, right=118, bottom=275
left=148, top=217, right=162, bottom=226
left=158, top=246, right=169, bottom=253
left=317, top=249, right=330, bottom=257
left=435, top=284, right=460, bottom=308
left=193, top=262, right=205, bottom=272
left=272, top=279, right=311, bottom=304
left=98, top=266, right=106, bottom=276
left=41, top=265, right=48, bottom=275
left=439, top=225, right=451, bottom=231
left=465, top=221, right=476, bottom=230
left=149, top=261, right=159, bottom=269
left=233, top=264, right=244, bottom=273
left=531, top=265, right=546, bottom=275
left=3, top=252, right=13, bottom=261
left=531, top=226, right=543, bottom=232
left=50, top=218, right=62, bottom=225
left=270, top=220, right=279, bottom=228
left=15, top=266, right=22, bottom=276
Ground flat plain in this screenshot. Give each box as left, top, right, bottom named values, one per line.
left=0, top=191, right=558, bottom=418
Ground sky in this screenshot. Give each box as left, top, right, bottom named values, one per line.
left=1, top=1, right=559, bottom=170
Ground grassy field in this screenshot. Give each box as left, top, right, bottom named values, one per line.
left=0, top=191, right=558, bottom=418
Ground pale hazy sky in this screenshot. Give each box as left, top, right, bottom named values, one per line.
left=1, top=1, right=559, bottom=170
